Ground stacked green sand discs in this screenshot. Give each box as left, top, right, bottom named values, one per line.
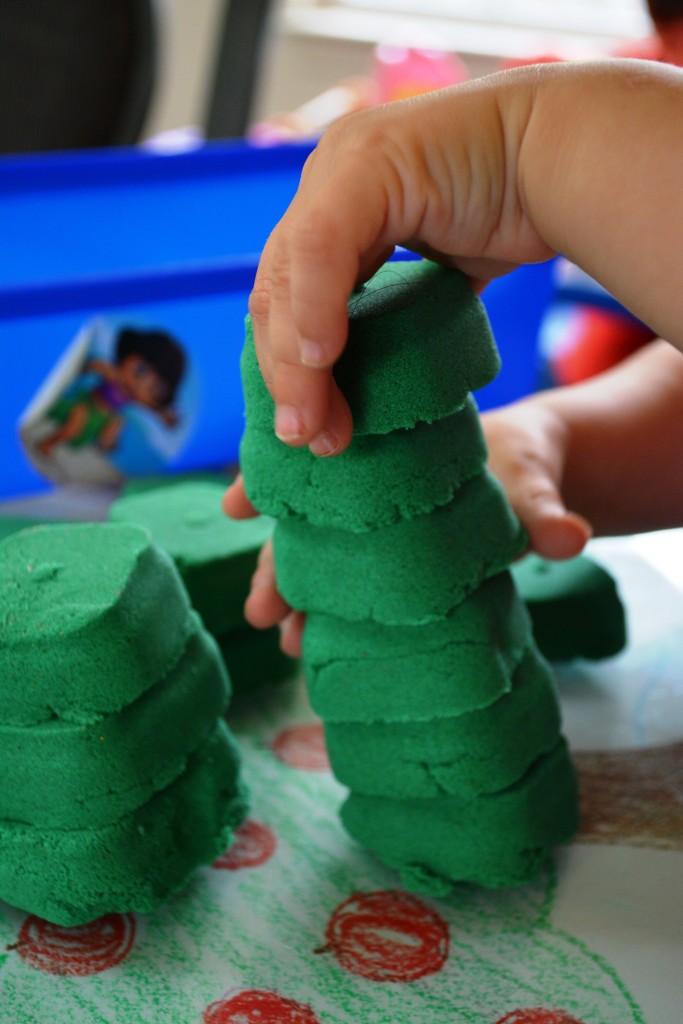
left=0, top=521, right=248, bottom=925
left=109, top=480, right=298, bottom=694
left=0, top=517, right=51, bottom=542
left=240, top=259, right=579, bottom=894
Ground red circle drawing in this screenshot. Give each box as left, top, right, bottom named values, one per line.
left=17, top=913, right=136, bottom=976
left=203, top=988, right=320, bottom=1023
left=324, top=890, right=449, bottom=982
left=271, top=722, right=330, bottom=772
left=496, top=1011, right=585, bottom=1024
left=213, top=819, right=277, bottom=870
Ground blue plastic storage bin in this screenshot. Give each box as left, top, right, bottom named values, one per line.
left=477, top=260, right=555, bottom=411
left=0, top=140, right=551, bottom=501
left=0, top=141, right=316, bottom=499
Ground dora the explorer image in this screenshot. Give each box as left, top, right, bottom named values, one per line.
left=38, top=325, right=186, bottom=457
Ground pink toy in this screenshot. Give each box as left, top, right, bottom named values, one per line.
left=371, top=45, right=468, bottom=104
left=249, top=45, right=468, bottom=144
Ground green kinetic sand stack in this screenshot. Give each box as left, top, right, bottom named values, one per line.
left=0, top=522, right=248, bottom=925
left=240, top=259, right=579, bottom=894
left=109, top=480, right=298, bottom=694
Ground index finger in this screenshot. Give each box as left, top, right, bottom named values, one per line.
left=249, top=131, right=401, bottom=450
left=248, top=232, right=345, bottom=450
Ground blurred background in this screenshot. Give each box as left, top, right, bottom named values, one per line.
left=0, top=0, right=672, bottom=499
left=0, top=0, right=653, bottom=154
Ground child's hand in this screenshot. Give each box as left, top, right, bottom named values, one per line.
left=223, top=414, right=592, bottom=659
left=223, top=477, right=306, bottom=656
left=250, top=68, right=558, bottom=458
left=249, top=59, right=683, bottom=457
left=226, top=335, right=683, bottom=655
left=481, top=401, right=592, bottom=560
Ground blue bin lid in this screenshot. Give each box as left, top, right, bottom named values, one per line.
left=0, top=139, right=315, bottom=319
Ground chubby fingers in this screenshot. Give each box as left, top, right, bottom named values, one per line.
left=223, top=479, right=292, bottom=628
left=482, top=402, right=592, bottom=561
left=279, top=610, right=306, bottom=659
left=249, top=225, right=365, bottom=453
left=244, top=539, right=306, bottom=657
left=511, top=479, right=592, bottom=561
left=249, top=116, right=409, bottom=451
left=250, top=256, right=351, bottom=452
left=223, top=480, right=306, bottom=656
left=244, top=539, right=290, bottom=628
left=222, top=473, right=256, bottom=519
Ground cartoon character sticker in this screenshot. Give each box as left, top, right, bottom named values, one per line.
left=20, top=318, right=193, bottom=485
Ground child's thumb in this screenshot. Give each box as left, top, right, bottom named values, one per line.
left=513, top=482, right=592, bottom=561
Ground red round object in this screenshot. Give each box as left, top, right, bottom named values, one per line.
left=17, top=913, right=136, bottom=976
left=496, top=1011, right=585, bottom=1024
left=271, top=722, right=330, bottom=772
left=213, top=819, right=277, bottom=870
left=324, top=890, right=449, bottom=982
left=203, top=988, right=320, bottom=1024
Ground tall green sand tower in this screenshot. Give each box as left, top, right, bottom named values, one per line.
left=240, top=259, right=578, bottom=895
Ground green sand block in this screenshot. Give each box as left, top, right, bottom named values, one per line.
left=309, top=642, right=525, bottom=724
left=109, top=480, right=273, bottom=636
left=0, top=619, right=230, bottom=829
left=120, top=470, right=233, bottom=496
left=0, top=522, right=194, bottom=726
left=304, top=572, right=533, bottom=722
left=241, top=261, right=501, bottom=436
left=341, top=739, right=579, bottom=894
left=0, top=517, right=52, bottom=542
left=240, top=396, right=487, bottom=532
left=324, top=648, right=562, bottom=799
left=240, top=254, right=578, bottom=892
left=274, top=471, right=527, bottom=625
left=0, top=721, right=248, bottom=927
left=512, top=553, right=628, bottom=661
left=216, top=625, right=297, bottom=695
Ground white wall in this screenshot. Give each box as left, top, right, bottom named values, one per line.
left=140, top=0, right=499, bottom=141
left=143, top=0, right=636, bottom=139
left=142, top=0, right=225, bottom=139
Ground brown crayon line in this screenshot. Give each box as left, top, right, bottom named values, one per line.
left=574, top=740, right=683, bottom=850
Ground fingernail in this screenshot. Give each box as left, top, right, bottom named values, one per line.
left=279, top=610, right=295, bottom=643
left=300, top=339, right=326, bottom=367
left=309, top=431, right=338, bottom=456
left=275, top=404, right=303, bottom=441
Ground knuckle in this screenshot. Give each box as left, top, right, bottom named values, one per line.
left=289, top=216, right=335, bottom=263
left=249, top=244, right=293, bottom=324
left=248, top=281, right=272, bottom=324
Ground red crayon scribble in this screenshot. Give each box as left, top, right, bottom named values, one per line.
left=323, top=890, right=449, bottom=982
left=16, top=913, right=136, bottom=976
left=496, top=1011, right=586, bottom=1024
left=213, top=819, right=277, bottom=870
left=271, top=722, right=330, bottom=772
left=204, top=988, right=320, bottom=1023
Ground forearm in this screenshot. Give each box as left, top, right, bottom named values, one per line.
left=249, top=58, right=683, bottom=451
left=518, top=60, right=683, bottom=349
left=536, top=340, right=683, bottom=535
